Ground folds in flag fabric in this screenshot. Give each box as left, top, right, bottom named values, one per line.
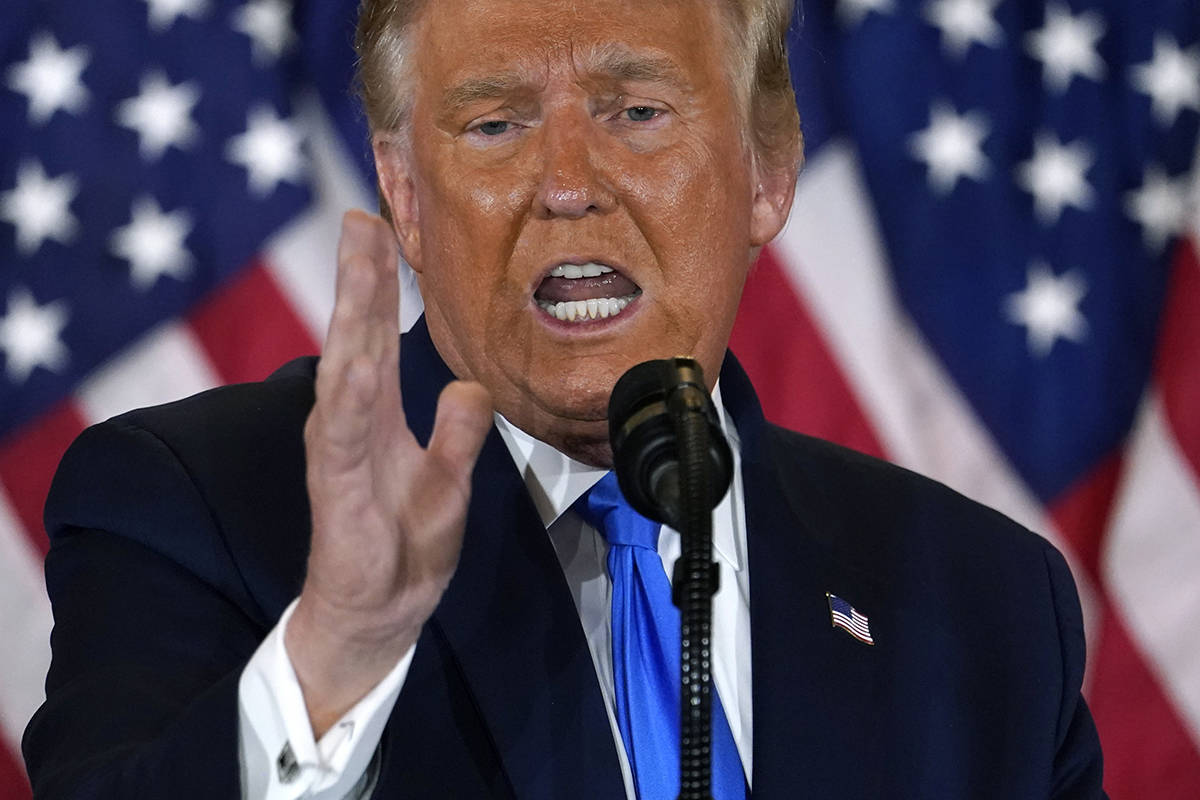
left=0, top=1, right=1196, bottom=797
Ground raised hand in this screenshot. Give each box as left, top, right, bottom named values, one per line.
left=285, top=210, right=493, bottom=737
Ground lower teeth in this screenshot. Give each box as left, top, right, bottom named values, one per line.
left=538, top=295, right=637, bottom=322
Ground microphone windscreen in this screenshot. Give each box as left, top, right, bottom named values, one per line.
left=608, top=358, right=732, bottom=527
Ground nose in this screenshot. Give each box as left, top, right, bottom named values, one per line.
left=533, top=111, right=617, bottom=220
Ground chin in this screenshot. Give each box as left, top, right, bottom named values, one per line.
left=559, top=435, right=615, bottom=469
left=525, top=358, right=621, bottom=414
left=495, top=375, right=613, bottom=463
left=534, top=387, right=610, bottom=435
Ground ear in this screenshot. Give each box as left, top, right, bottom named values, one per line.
left=748, top=159, right=797, bottom=247
left=372, top=134, right=424, bottom=273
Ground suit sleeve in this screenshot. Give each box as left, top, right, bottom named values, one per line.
left=23, top=416, right=270, bottom=799
left=1042, top=543, right=1108, bottom=799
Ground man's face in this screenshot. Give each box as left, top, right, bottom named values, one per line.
left=376, top=0, right=793, bottom=464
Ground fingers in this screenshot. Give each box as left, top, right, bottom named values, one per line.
left=313, top=211, right=405, bottom=450
left=326, top=210, right=400, bottom=373
left=426, top=381, right=494, bottom=490
left=297, top=211, right=483, bottom=717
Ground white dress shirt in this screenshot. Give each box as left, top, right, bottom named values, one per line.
left=237, top=386, right=753, bottom=799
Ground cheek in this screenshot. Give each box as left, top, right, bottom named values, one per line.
left=417, top=191, right=533, bottom=379
left=626, top=139, right=752, bottom=321
left=628, top=135, right=750, bottom=249
left=421, top=167, right=528, bottom=294
left=465, top=174, right=532, bottom=219
left=419, top=140, right=528, bottom=248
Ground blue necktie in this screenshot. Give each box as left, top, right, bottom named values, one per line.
left=576, top=472, right=746, bottom=800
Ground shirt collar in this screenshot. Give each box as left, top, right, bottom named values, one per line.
left=493, top=381, right=741, bottom=569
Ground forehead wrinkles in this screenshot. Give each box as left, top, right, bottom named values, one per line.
left=439, top=41, right=695, bottom=114
left=422, top=0, right=724, bottom=79
left=404, top=0, right=750, bottom=158
left=577, top=41, right=694, bottom=91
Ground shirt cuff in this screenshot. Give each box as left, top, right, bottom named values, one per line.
left=238, top=598, right=415, bottom=800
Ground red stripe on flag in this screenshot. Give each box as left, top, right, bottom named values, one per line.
left=0, top=401, right=88, bottom=557
left=1155, top=238, right=1200, bottom=484
left=1049, top=461, right=1200, bottom=799
left=0, top=740, right=31, bottom=800
left=188, top=260, right=320, bottom=385
left=731, top=248, right=887, bottom=459
left=1086, top=607, right=1200, bottom=800
left=1049, top=453, right=1123, bottom=585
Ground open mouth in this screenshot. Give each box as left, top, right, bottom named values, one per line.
left=533, top=262, right=642, bottom=323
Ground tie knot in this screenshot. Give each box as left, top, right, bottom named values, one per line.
left=574, top=472, right=661, bottom=551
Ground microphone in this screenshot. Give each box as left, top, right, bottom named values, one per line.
left=607, top=357, right=733, bottom=530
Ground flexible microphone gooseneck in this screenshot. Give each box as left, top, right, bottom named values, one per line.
left=609, top=358, right=734, bottom=800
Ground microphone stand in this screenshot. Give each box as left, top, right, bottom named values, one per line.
left=667, top=382, right=718, bottom=800
left=608, top=357, right=731, bottom=800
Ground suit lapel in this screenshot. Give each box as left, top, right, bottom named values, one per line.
left=401, top=321, right=626, bottom=798
left=721, top=354, right=888, bottom=798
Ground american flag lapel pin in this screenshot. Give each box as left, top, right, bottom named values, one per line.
left=826, top=592, right=875, bottom=645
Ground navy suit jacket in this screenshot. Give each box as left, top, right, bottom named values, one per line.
left=24, top=317, right=1104, bottom=798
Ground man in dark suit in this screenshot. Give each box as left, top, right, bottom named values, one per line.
left=24, top=0, right=1105, bottom=797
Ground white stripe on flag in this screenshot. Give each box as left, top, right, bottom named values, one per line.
left=264, top=92, right=425, bottom=343
left=75, top=322, right=221, bottom=425
left=1104, top=389, right=1200, bottom=747
left=777, top=142, right=1044, bottom=531
left=0, top=491, right=52, bottom=753
left=832, top=613, right=870, bottom=634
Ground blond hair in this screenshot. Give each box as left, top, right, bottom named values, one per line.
left=354, top=0, right=803, bottom=173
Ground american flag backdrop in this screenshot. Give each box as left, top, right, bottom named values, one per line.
left=0, top=0, right=1196, bottom=797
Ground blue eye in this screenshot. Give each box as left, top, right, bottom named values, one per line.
left=477, top=120, right=510, bottom=135
left=626, top=106, right=657, bottom=122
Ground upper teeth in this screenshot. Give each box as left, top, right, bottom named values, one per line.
left=549, top=263, right=614, bottom=279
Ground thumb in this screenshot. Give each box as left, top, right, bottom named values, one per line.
left=426, top=381, right=494, bottom=485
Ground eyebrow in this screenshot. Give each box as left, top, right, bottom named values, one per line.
left=585, top=44, right=691, bottom=90
left=441, top=73, right=531, bottom=114
left=440, top=46, right=691, bottom=115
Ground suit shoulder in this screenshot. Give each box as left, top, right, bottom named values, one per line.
left=107, top=355, right=318, bottom=445
left=755, top=425, right=1086, bottom=674
left=45, top=357, right=318, bottom=619
left=758, top=423, right=1054, bottom=566
left=51, top=356, right=317, bottom=515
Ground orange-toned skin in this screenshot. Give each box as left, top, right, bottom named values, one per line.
left=377, top=0, right=795, bottom=465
